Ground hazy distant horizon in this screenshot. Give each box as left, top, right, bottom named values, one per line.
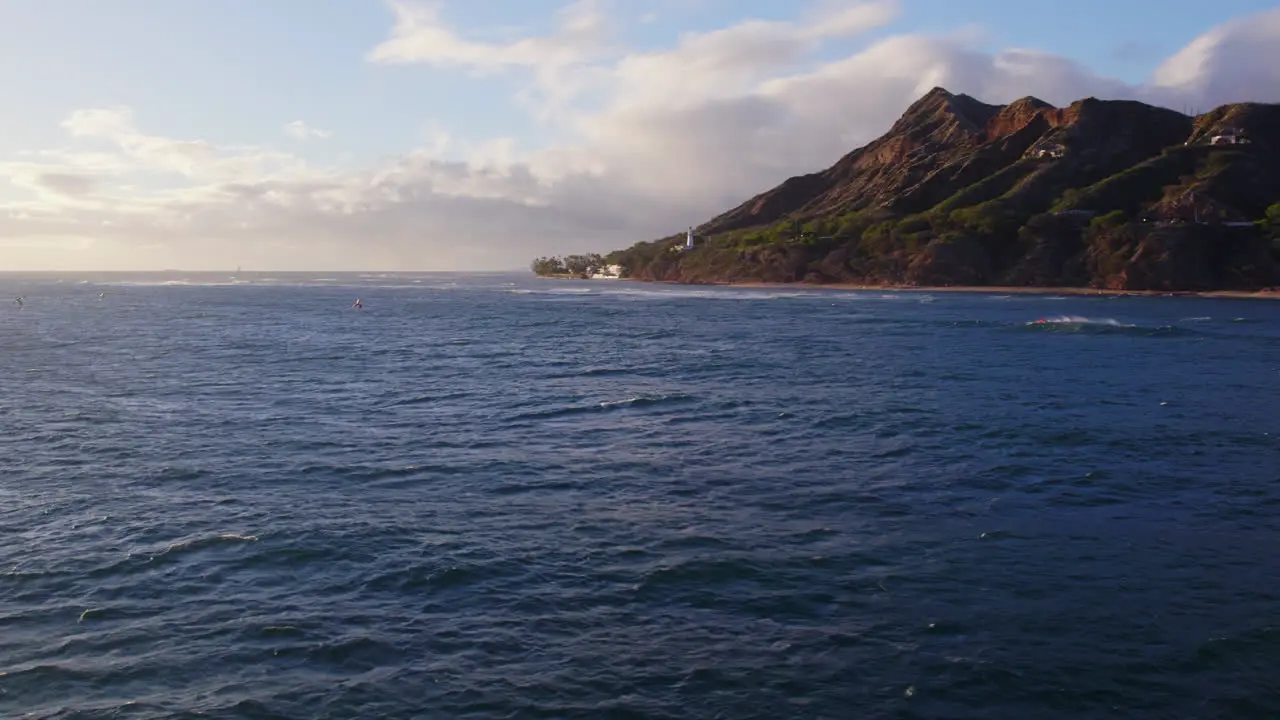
left=3, top=0, right=1280, bottom=271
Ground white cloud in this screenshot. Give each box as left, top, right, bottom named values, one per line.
left=802, top=1, right=900, bottom=39
left=2, top=3, right=1280, bottom=270
left=61, top=107, right=136, bottom=138
left=284, top=120, right=331, bottom=140
left=606, top=4, right=897, bottom=111
left=367, top=0, right=616, bottom=120
left=1147, top=10, right=1280, bottom=108
left=366, top=0, right=609, bottom=71
left=48, top=107, right=304, bottom=183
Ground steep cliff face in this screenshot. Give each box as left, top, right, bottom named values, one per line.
left=604, top=87, right=1280, bottom=291
left=698, top=89, right=1204, bottom=236
left=701, top=88, right=1001, bottom=233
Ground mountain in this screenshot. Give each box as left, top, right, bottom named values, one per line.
left=596, top=88, right=1280, bottom=291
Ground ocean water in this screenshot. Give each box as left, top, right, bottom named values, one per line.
left=2, top=272, right=1278, bottom=719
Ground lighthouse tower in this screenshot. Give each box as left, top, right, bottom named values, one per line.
left=685, top=226, right=695, bottom=250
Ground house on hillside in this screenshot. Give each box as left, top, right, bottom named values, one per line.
left=1209, top=127, right=1250, bottom=145
left=1032, top=143, right=1065, bottom=159
left=1024, top=135, right=1066, bottom=160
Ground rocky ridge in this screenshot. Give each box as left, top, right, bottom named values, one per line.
left=600, top=87, right=1280, bottom=291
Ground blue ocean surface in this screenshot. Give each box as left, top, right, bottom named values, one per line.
left=2, top=272, right=1278, bottom=719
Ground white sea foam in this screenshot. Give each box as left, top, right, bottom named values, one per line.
left=1030, top=315, right=1134, bottom=327
left=601, top=288, right=824, bottom=301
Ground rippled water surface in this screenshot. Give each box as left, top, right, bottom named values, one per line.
left=2, top=272, right=1279, bottom=719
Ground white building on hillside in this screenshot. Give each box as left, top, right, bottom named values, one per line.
left=670, top=226, right=698, bottom=253
left=679, top=226, right=696, bottom=251
left=1210, top=127, right=1250, bottom=145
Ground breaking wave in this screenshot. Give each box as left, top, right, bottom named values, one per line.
left=1028, top=315, right=1134, bottom=328
left=1021, top=315, right=1207, bottom=337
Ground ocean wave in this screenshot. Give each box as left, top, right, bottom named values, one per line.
left=635, top=557, right=765, bottom=594
left=604, top=288, right=830, bottom=302
left=1008, top=313, right=1208, bottom=335
left=542, top=365, right=639, bottom=379
left=81, top=532, right=261, bottom=580
left=102, top=280, right=191, bottom=287
left=378, top=390, right=477, bottom=408
left=506, top=393, right=695, bottom=422
left=827, top=291, right=918, bottom=302
left=599, top=393, right=695, bottom=409
left=158, top=533, right=259, bottom=557
left=505, top=287, right=595, bottom=296
left=1028, top=315, right=1134, bottom=327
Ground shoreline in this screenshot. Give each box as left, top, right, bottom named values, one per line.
left=715, top=281, right=1280, bottom=299
left=542, top=275, right=1280, bottom=298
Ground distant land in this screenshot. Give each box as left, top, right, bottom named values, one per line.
left=533, top=87, right=1280, bottom=293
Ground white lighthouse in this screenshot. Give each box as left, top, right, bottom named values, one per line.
left=685, top=226, right=695, bottom=250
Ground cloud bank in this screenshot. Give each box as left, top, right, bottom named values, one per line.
left=3, top=2, right=1280, bottom=270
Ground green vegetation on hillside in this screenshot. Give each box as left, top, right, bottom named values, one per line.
left=531, top=253, right=609, bottom=277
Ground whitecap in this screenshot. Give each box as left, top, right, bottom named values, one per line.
left=1028, top=315, right=1134, bottom=327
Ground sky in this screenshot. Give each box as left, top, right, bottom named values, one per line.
left=1, top=0, right=1279, bottom=271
